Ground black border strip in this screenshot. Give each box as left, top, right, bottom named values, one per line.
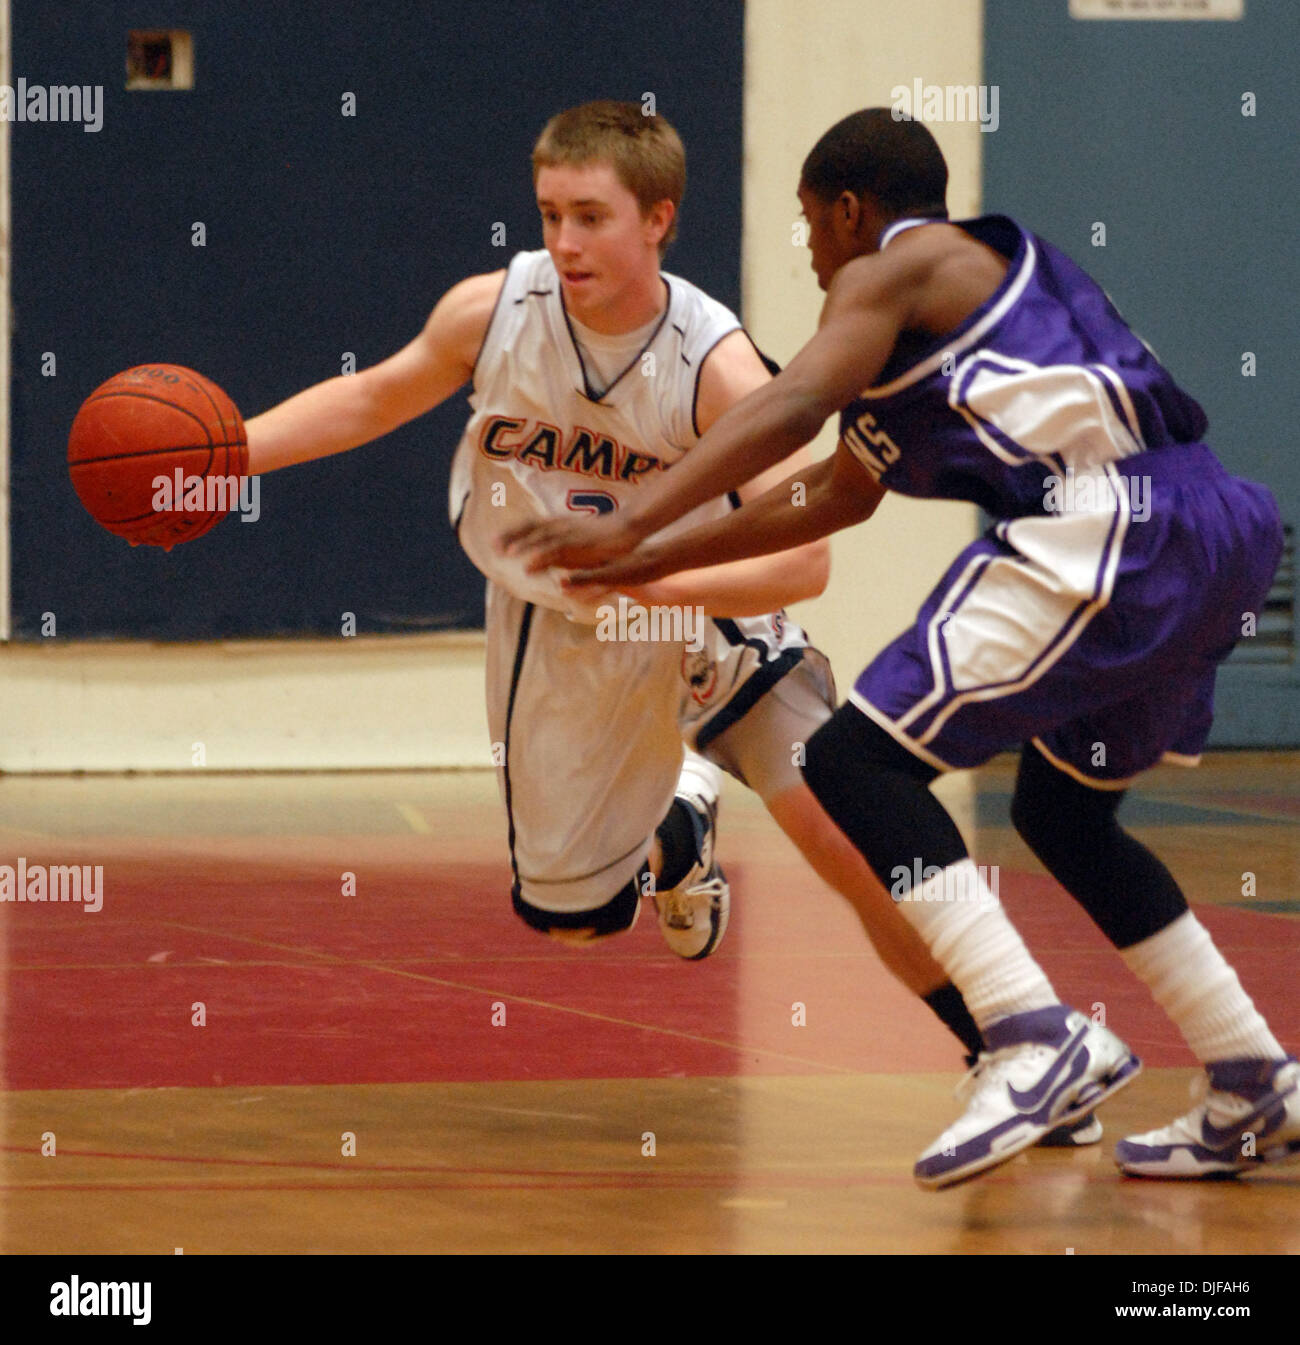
left=502, top=601, right=536, bottom=902
left=694, top=646, right=806, bottom=753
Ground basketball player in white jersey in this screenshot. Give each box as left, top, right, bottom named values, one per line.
left=243, top=103, right=1096, bottom=1139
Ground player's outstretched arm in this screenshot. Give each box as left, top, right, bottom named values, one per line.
left=565, top=442, right=883, bottom=597
left=244, top=271, right=503, bottom=475
left=504, top=251, right=914, bottom=572
left=611, top=330, right=834, bottom=615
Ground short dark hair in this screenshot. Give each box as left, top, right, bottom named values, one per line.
left=800, top=109, right=948, bottom=218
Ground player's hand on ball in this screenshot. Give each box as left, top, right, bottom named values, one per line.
left=500, top=513, right=644, bottom=574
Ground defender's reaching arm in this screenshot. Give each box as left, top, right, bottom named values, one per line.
left=611, top=328, right=833, bottom=616
left=501, top=247, right=918, bottom=572
left=565, top=441, right=883, bottom=594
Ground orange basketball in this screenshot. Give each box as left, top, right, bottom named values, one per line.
left=68, top=364, right=248, bottom=550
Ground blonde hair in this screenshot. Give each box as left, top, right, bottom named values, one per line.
left=532, top=100, right=685, bottom=253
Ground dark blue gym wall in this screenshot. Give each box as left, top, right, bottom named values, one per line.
left=12, top=2, right=744, bottom=639
left=983, top=0, right=1299, bottom=746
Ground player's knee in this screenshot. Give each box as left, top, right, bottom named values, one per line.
left=1010, top=770, right=1080, bottom=864
left=1011, top=744, right=1122, bottom=861
left=801, top=706, right=864, bottom=807
left=1008, top=779, right=1048, bottom=851
left=511, top=872, right=641, bottom=942
left=803, top=703, right=937, bottom=813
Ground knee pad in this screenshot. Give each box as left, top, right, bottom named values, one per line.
left=511, top=866, right=643, bottom=941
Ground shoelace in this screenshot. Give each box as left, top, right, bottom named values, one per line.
left=661, top=875, right=725, bottom=930
left=661, top=890, right=695, bottom=929
left=956, top=1043, right=1054, bottom=1105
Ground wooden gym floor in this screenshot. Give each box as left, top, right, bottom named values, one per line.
left=2, top=754, right=1297, bottom=1254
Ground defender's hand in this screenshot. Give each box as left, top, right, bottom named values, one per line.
left=499, top=513, right=645, bottom=574
left=561, top=545, right=672, bottom=596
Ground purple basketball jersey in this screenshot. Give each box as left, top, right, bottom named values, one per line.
left=839, top=214, right=1211, bottom=517
left=838, top=215, right=1283, bottom=784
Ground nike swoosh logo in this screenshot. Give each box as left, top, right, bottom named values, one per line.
left=1007, top=1027, right=1090, bottom=1113
left=1200, top=1088, right=1294, bottom=1150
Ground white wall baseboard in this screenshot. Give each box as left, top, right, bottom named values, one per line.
left=0, top=634, right=491, bottom=773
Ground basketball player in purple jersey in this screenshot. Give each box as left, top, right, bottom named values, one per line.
left=506, top=109, right=1299, bottom=1187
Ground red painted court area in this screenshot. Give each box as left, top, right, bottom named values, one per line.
left=7, top=844, right=1296, bottom=1093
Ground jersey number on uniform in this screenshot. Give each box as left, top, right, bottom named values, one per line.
left=567, top=490, right=618, bottom=515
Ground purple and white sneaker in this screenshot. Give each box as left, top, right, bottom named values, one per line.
left=964, top=1051, right=1102, bottom=1146
left=1116, top=1058, right=1300, bottom=1179
left=915, top=1006, right=1141, bottom=1190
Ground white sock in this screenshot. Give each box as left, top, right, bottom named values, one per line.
left=899, top=859, right=1058, bottom=1032
left=1120, top=911, right=1283, bottom=1064
left=676, top=749, right=722, bottom=810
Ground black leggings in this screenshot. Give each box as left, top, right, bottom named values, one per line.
left=801, top=705, right=967, bottom=887
left=802, top=704, right=1187, bottom=949
left=1010, top=741, right=1187, bottom=948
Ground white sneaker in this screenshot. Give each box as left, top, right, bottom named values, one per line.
left=653, top=796, right=729, bottom=960
left=915, top=1006, right=1140, bottom=1189
left=960, top=1051, right=1103, bottom=1146
left=1116, top=1057, right=1300, bottom=1178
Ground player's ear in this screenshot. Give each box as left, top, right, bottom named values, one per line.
left=644, top=198, right=675, bottom=250
left=837, top=190, right=862, bottom=233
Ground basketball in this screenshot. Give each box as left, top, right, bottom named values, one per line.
left=67, top=363, right=248, bottom=550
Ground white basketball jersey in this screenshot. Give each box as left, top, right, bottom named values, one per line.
left=449, top=250, right=743, bottom=621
